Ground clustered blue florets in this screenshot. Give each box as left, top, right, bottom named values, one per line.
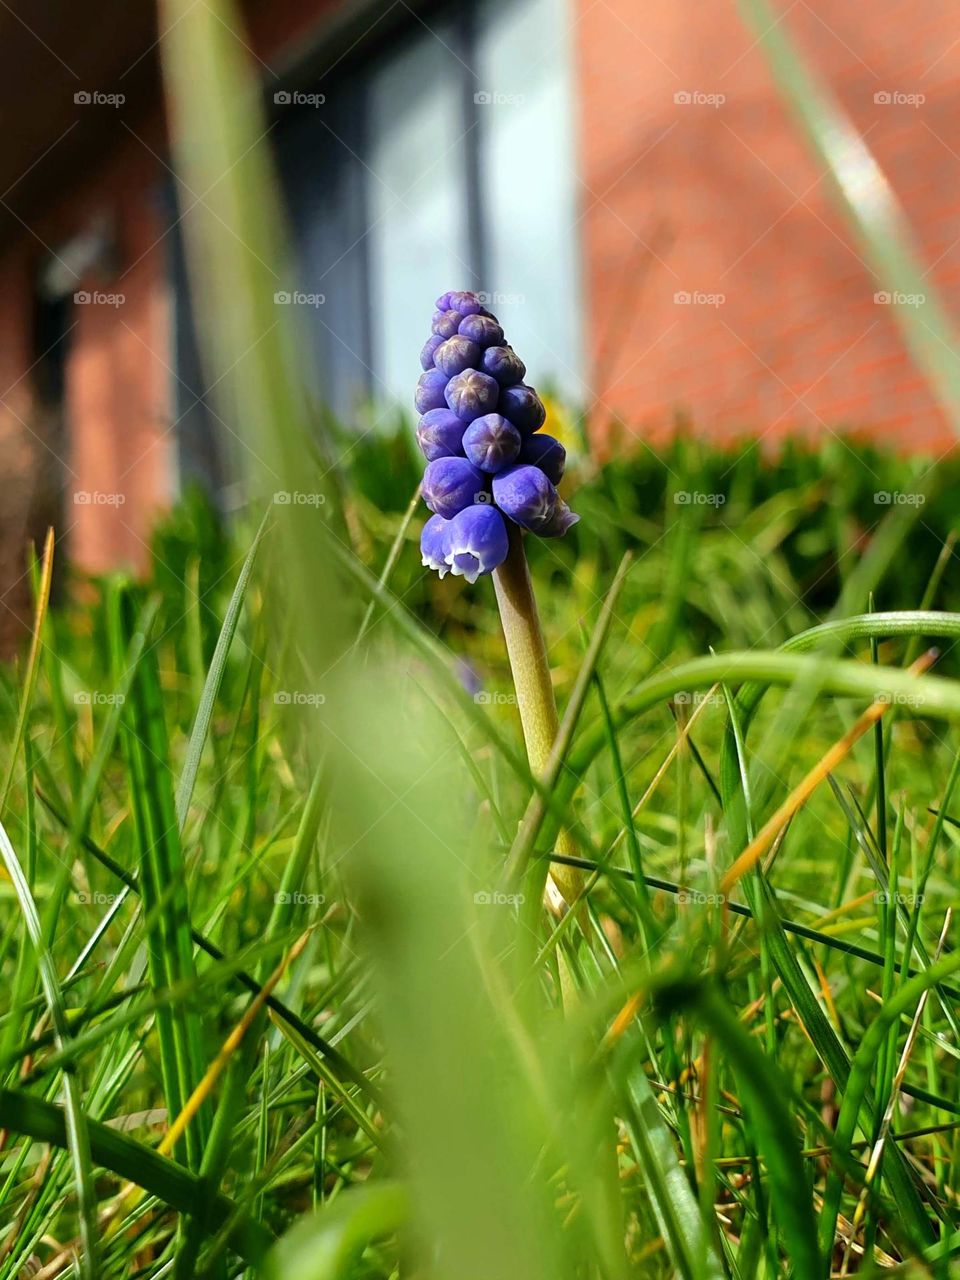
left=417, top=291, right=577, bottom=584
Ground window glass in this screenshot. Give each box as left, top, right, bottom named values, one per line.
left=366, top=22, right=472, bottom=406
left=475, top=0, right=583, bottom=401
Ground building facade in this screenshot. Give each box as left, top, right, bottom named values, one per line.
left=0, top=0, right=955, bottom=618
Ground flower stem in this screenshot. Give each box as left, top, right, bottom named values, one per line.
left=492, top=524, right=581, bottom=907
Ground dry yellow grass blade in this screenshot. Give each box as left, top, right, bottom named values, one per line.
left=158, top=927, right=312, bottom=1157
left=102, top=927, right=313, bottom=1241
left=719, top=650, right=937, bottom=897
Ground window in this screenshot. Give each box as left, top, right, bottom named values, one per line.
left=274, top=0, right=582, bottom=418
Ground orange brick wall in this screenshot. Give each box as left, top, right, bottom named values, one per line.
left=576, top=0, right=959, bottom=455
left=58, top=139, right=174, bottom=574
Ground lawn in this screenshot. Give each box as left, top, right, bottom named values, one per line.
left=0, top=433, right=959, bottom=1277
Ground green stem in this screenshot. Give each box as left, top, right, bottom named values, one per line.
left=492, top=525, right=581, bottom=906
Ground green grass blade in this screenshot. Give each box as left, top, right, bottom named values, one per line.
left=110, top=585, right=209, bottom=1170
left=0, top=817, right=99, bottom=1279
left=0, top=1086, right=271, bottom=1264
left=176, top=511, right=267, bottom=831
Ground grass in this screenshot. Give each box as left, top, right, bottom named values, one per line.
left=0, top=435, right=959, bottom=1278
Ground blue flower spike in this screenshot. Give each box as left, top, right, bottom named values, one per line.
left=415, top=289, right=577, bottom=583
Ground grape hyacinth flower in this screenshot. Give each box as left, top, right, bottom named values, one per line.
left=414, top=289, right=577, bottom=584
left=444, top=504, right=510, bottom=584
left=413, top=289, right=581, bottom=909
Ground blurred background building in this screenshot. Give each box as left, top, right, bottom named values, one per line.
left=0, top=0, right=955, bottom=630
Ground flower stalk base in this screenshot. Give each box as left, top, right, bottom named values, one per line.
left=492, top=524, right=581, bottom=909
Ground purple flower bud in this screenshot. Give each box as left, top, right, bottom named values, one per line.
left=447, top=290, right=485, bottom=316
left=518, top=433, right=565, bottom=484
left=462, top=413, right=521, bottom=473
left=458, top=314, right=504, bottom=348
left=482, top=345, right=526, bottom=386
left=498, top=383, right=546, bottom=435
left=417, top=408, right=465, bottom=460
left=444, top=504, right=509, bottom=583
left=434, top=335, right=482, bottom=378
left=538, top=500, right=580, bottom=537
left=445, top=368, right=500, bottom=422
left=492, top=464, right=559, bottom=533
left=420, top=334, right=444, bottom=370
left=434, top=291, right=454, bottom=312
left=420, top=513, right=452, bottom=576
left=431, top=309, right=460, bottom=338
left=422, top=456, right=486, bottom=519
left=415, top=368, right=450, bottom=414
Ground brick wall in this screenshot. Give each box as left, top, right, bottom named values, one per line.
left=576, top=0, right=960, bottom=455
left=60, top=138, right=174, bottom=574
